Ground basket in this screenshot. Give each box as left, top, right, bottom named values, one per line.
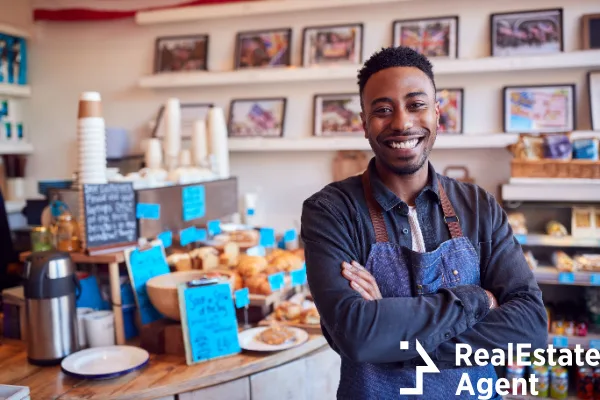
left=511, top=159, right=600, bottom=179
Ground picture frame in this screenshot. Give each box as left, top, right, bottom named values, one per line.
left=228, top=98, right=287, bottom=138
left=436, top=88, right=464, bottom=134
left=234, top=28, right=292, bottom=69
left=490, top=8, right=563, bottom=57
left=301, top=23, right=363, bottom=67
left=392, top=16, right=459, bottom=59
left=588, top=70, right=600, bottom=131
left=503, top=84, right=576, bottom=133
left=152, top=103, right=214, bottom=139
left=581, top=13, right=600, bottom=50
left=154, top=34, right=209, bottom=73
left=313, top=93, right=363, bottom=137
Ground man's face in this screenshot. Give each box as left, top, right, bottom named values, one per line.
left=361, top=66, right=439, bottom=175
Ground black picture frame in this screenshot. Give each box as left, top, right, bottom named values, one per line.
left=312, top=93, right=363, bottom=137
left=581, top=13, right=600, bottom=50
left=154, top=34, right=210, bottom=73
left=490, top=8, right=564, bottom=57
left=227, top=97, right=287, bottom=138
left=152, top=102, right=214, bottom=139
left=436, top=88, right=464, bottom=134
left=301, top=23, right=364, bottom=67
left=588, top=70, right=600, bottom=131
left=392, top=16, right=459, bottom=59
left=502, top=83, right=576, bottom=133
left=233, top=28, right=292, bottom=70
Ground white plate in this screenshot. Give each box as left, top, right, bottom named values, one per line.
left=238, top=326, right=309, bottom=352
left=61, top=346, right=149, bottom=380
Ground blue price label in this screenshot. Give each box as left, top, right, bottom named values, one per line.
left=180, top=226, right=197, bottom=246
left=259, top=228, right=276, bottom=248
left=558, top=272, right=575, bottom=284
left=207, top=220, right=221, bottom=236
left=514, top=234, right=527, bottom=244
left=553, top=336, right=568, bottom=348
left=182, top=185, right=206, bottom=221
left=234, top=288, right=250, bottom=309
left=284, top=229, right=297, bottom=242
left=591, top=274, right=600, bottom=286
left=136, top=203, right=160, bottom=220
left=290, top=267, right=307, bottom=287
left=157, top=231, right=172, bottom=248
left=590, top=340, right=600, bottom=350
left=196, top=228, right=208, bottom=242
left=268, top=272, right=285, bottom=292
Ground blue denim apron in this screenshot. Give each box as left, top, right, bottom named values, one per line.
left=336, top=172, right=499, bottom=400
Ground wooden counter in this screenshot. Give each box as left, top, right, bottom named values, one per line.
left=0, top=335, right=341, bottom=400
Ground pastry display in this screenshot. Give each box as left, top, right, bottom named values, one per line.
left=237, top=255, right=268, bottom=278
left=553, top=251, right=575, bottom=272
left=256, top=324, right=296, bottom=346
left=301, top=308, right=320, bottom=325
left=245, top=273, right=272, bottom=295
left=274, top=301, right=303, bottom=322
left=214, top=229, right=259, bottom=249
left=167, top=253, right=192, bottom=271
left=189, top=247, right=219, bottom=270
left=267, top=252, right=304, bottom=273
left=507, top=212, right=528, bottom=235
left=546, top=221, right=568, bottom=237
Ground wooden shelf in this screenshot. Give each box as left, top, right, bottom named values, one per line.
left=227, top=134, right=518, bottom=152
left=138, top=50, right=600, bottom=89
left=0, top=142, right=33, bottom=155
left=502, top=178, right=600, bottom=203
left=0, top=83, right=31, bottom=98
left=136, top=0, right=403, bottom=24
left=534, top=266, right=600, bottom=287
left=0, top=23, right=30, bottom=39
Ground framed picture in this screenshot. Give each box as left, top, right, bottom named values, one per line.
left=589, top=71, right=600, bottom=131
left=503, top=84, right=575, bottom=133
left=490, top=8, right=563, bottom=57
left=581, top=13, right=600, bottom=50
left=234, top=28, right=291, bottom=69
left=228, top=98, right=286, bottom=138
left=436, top=88, right=463, bottom=134
left=313, top=93, right=363, bottom=137
left=392, top=16, right=458, bottom=58
left=154, top=35, right=209, bottom=73
left=302, top=23, right=363, bottom=67
left=152, top=103, right=213, bottom=139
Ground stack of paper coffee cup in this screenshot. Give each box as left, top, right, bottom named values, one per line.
left=77, top=91, right=107, bottom=250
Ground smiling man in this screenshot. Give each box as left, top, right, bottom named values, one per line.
left=300, top=46, right=548, bottom=399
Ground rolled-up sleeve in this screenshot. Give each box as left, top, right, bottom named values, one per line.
left=301, top=195, right=492, bottom=364
left=433, top=193, right=548, bottom=365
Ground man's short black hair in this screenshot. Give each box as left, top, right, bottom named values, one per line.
left=357, top=46, right=436, bottom=97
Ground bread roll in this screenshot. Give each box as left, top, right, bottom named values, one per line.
left=237, top=255, right=268, bottom=277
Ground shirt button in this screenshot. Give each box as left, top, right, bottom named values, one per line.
left=475, top=312, right=481, bottom=319
left=445, top=332, right=450, bottom=339
left=402, top=228, right=409, bottom=235
left=453, top=270, right=458, bottom=276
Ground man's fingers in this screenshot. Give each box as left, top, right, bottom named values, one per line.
left=342, top=267, right=376, bottom=298
left=350, top=280, right=374, bottom=301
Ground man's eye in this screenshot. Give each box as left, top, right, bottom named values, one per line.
left=375, top=107, right=392, bottom=114
left=410, top=103, right=426, bottom=109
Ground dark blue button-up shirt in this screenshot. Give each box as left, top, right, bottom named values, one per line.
left=300, top=157, right=548, bottom=368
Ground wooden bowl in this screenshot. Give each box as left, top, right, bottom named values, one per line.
left=146, top=270, right=236, bottom=321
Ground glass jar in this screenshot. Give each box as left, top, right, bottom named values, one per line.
left=55, top=212, right=81, bottom=252
left=31, top=226, right=53, bottom=252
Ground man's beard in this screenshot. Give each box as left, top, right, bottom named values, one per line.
left=368, top=135, right=432, bottom=175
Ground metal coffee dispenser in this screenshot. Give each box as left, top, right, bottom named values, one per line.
left=23, top=250, right=80, bottom=365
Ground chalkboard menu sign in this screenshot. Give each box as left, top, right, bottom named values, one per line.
left=82, top=183, right=138, bottom=254
left=178, top=282, right=241, bottom=366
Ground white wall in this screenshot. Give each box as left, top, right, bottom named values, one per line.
left=3, top=0, right=600, bottom=231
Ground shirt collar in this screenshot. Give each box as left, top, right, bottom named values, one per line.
left=366, top=157, right=440, bottom=213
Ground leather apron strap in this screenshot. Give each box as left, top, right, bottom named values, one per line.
left=361, top=171, right=463, bottom=243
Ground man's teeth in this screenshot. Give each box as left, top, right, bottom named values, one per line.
left=389, top=139, right=419, bottom=149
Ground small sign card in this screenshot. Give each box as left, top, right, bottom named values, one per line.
left=124, top=241, right=170, bottom=325
left=182, top=185, right=206, bottom=222
left=178, top=281, right=241, bottom=366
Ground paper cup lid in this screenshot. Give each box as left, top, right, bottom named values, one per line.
left=80, top=92, right=101, bottom=102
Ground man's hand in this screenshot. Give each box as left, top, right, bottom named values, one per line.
left=485, top=290, right=498, bottom=310
left=341, top=261, right=382, bottom=301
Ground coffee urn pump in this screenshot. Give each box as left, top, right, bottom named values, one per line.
left=23, top=250, right=81, bottom=365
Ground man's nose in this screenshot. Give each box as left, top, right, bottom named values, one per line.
left=390, top=108, right=413, bottom=132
